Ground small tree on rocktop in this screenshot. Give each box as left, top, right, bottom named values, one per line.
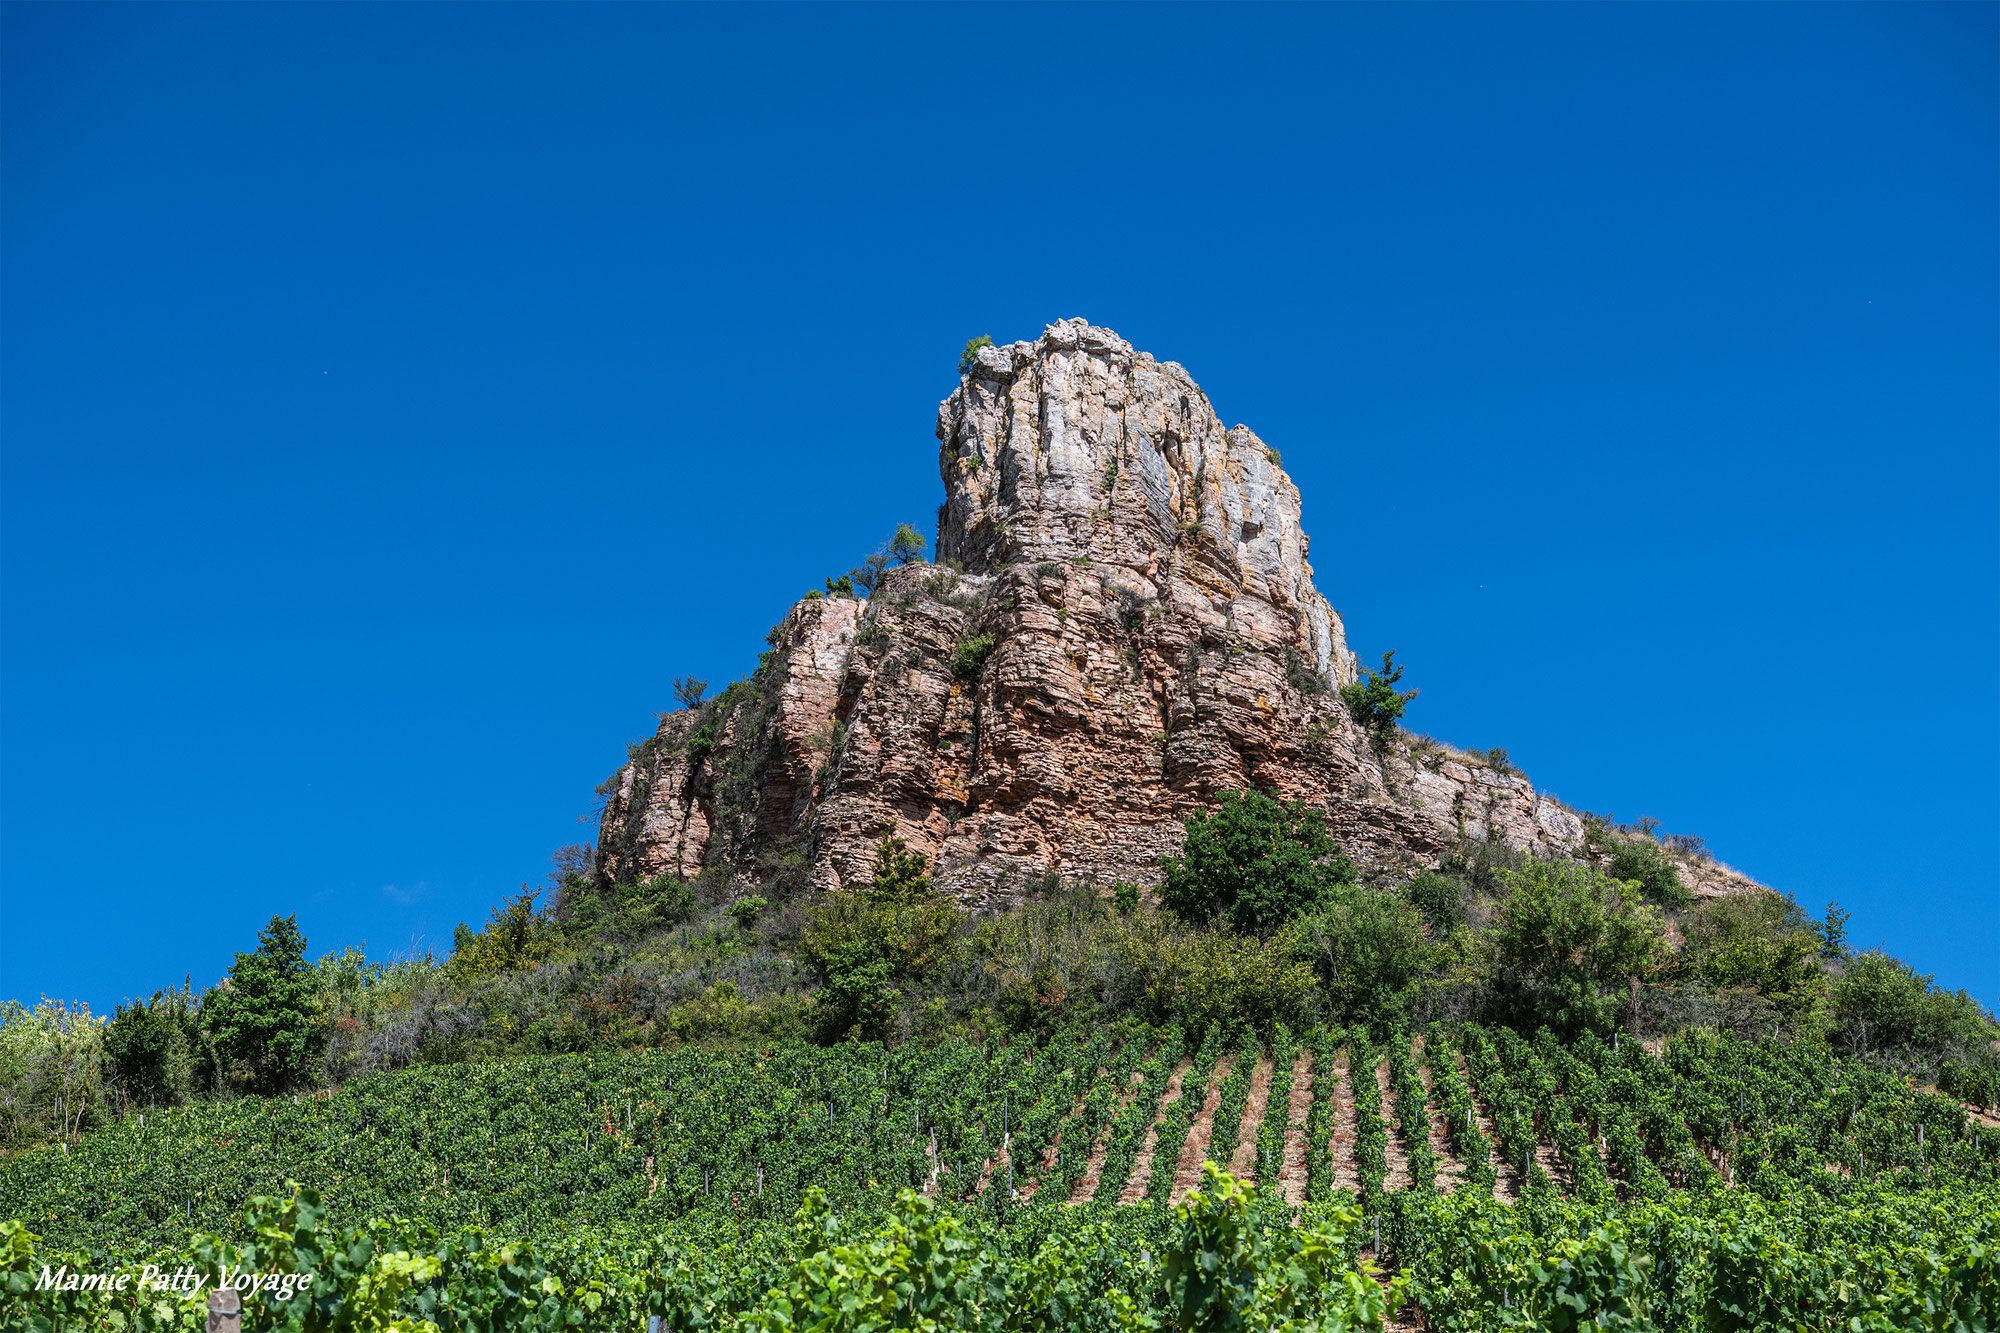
left=671, top=676, right=707, bottom=710
left=888, top=523, right=928, bottom=566
left=958, top=335, right=993, bottom=374
left=1339, top=650, right=1417, bottom=738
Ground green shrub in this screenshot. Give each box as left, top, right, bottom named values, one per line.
left=1338, top=650, right=1417, bottom=738
left=1114, top=881, right=1142, bottom=914
left=824, top=574, right=855, bottom=597
left=103, top=999, right=193, bottom=1109
left=1291, top=887, right=1431, bottom=1029
left=1830, top=950, right=1998, bottom=1070
left=1162, top=789, right=1356, bottom=934
left=1488, top=859, right=1666, bottom=1036
left=799, top=836, right=961, bottom=1040
left=1400, top=870, right=1464, bottom=934
left=1586, top=820, right=1693, bottom=909
left=952, top=632, right=996, bottom=683
left=1680, top=891, right=1826, bottom=1029
left=958, top=334, right=993, bottom=373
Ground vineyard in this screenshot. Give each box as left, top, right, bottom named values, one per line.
left=6, top=1024, right=2000, bottom=1329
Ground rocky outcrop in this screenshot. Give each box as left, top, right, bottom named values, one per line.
left=595, top=320, right=1759, bottom=905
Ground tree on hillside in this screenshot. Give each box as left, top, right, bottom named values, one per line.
left=1489, top=860, right=1665, bottom=1036
left=1679, top=891, right=1826, bottom=1032
left=1294, top=886, right=1430, bottom=1030
left=203, top=914, right=324, bottom=1095
left=104, top=990, right=195, bottom=1108
left=1830, top=951, right=1997, bottom=1071
left=800, top=834, right=959, bottom=1041
left=1163, top=790, right=1356, bottom=934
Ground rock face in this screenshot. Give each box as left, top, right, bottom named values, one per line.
left=595, top=320, right=1756, bottom=904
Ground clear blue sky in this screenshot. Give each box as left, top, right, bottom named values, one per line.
left=3, top=4, right=1994, bottom=1013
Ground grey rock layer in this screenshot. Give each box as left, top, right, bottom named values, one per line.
left=595, top=320, right=1757, bottom=905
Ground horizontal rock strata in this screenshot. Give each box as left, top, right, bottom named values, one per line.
left=596, top=319, right=1757, bottom=905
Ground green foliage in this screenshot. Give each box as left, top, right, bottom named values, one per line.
left=685, top=722, right=718, bottom=763
left=563, top=874, right=700, bottom=943
left=1292, top=887, right=1431, bottom=1030
left=1679, top=891, right=1827, bottom=1030
left=1113, top=881, right=1141, bottom=914
left=7, top=1015, right=1999, bottom=1333
left=0, top=1000, right=106, bottom=1148
left=670, top=676, right=707, bottom=709
left=1153, top=929, right=1319, bottom=1042
left=823, top=573, right=854, bottom=598
left=447, top=890, right=557, bottom=983
left=104, top=997, right=193, bottom=1109
left=958, top=334, right=993, bottom=373
left=203, top=915, right=324, bottom=1096
left=952, top=632, right=996, bottom=683
left=1164, top=1162, right=1406, bottom=1330
left=1401, top=870, right=1464, bottom=935
left=1818, top=900, right=1851, bottom=959
left=1338, top=649, right=1417, bottom=738
left=1162, top=790, right=1356, bottom=934
left=3, top=1165, right=1421, bottom=1333
left=1488, top=861, right=1666, bottom=1036
left=1586, top=820, right=1693, bottom=909
left=800, top=837, right=960, bottom=1040
left=888, top=522, right=928, bottom=566
left=728, top=896, right=767, bottom=930
left=1830, top=950, right=1998, bottom=1070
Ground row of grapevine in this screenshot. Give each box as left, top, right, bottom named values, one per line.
left=7, top=1022, right=1997, bottom=1260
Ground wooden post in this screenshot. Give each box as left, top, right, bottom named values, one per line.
left=206, top=1287, right=241, bottom=1333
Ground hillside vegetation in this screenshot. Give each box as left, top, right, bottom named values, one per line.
left=6, top=1019, right=1999, bottom=1328
left=6, top=789, right=1998, bottom=1330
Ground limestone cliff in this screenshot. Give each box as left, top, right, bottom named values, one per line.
left=595, top=320, right=1755, bottom=904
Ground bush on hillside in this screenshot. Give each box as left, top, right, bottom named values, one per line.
left=563, top=874, right=699, bottom=942
left=447, top=891, right=556, bottom=983
left=1585, top=819, right=1694, bottom=909
left=1830, top=950, right=1997, bottom=1073
left=1162, top=789, right=1356, bottom=934
left=1400, top=871, right=1464, bottom=935
left=103, top=996, right=194, bottom=1109
left=1291, top=886, right=1431, bottom=1030
left=958, top=334, right=993, bottom=374
left=800, top=836, right=961, bottom=1041
left=1488, top=859, right=1666, bottom=1036
left=952, top=633, right=996, bottom=683
left=1679, top=890, right=1826, bottom=1031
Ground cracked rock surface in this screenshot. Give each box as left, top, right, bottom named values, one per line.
left=595, top=320, right=1759, bottom=905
